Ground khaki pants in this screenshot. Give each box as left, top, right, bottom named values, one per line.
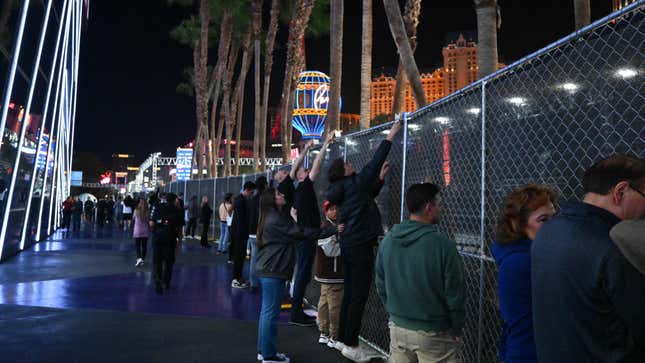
left=388, top=322, right=462, bottom=363
left=318, top=283, right=344, bottom=339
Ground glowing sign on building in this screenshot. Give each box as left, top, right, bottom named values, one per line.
left=292, top=71, right=340, bottom=140
left=176, top=148, right=193, bottom=181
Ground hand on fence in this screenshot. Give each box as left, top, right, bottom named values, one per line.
left=386, top=119, right=402, bottom=141
left=379, top=161, right=391, bottom=181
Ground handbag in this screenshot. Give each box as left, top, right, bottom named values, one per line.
left=318, top=234, right=340, bottom=257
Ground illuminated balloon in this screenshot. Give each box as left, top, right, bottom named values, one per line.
left=292, top=71, right=340, bottom=140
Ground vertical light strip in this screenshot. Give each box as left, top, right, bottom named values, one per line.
left=68, top=0, right=82, bottom=193
left=0, top=0, right=54, bottom=253
left=26, top=0, right=70, bottom=244
left=0, top=0, right=31, bottom=156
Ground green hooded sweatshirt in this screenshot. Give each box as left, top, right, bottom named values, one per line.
left=375, top=220, right=465, bottom=334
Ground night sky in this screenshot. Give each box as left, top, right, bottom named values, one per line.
left=74, top=0, right=613, bottom=168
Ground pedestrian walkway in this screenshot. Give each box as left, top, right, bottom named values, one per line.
left=0, top=225, right=346, bottom=362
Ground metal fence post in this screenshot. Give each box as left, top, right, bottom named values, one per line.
left=477, top=81, right=488, bottom=363
left=399, top=113, right=408, bottom=223
left=343, top=136, right=348, bottom=162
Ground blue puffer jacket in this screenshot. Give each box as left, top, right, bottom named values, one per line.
left=492, top=239, right=537, bottom=363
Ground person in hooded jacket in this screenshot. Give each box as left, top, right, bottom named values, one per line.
left=326, top=120, right=400, bottom=362
left=254, top=188, right=339, bottom=363
left=376, top=183, right=465, bottom=363
left=492, top=184, right=557, bottom=363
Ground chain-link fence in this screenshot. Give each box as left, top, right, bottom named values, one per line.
left=160, top=3, right=644, bottom=361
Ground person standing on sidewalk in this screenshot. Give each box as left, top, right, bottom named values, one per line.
left=133, top=198, right=151, bottom=267
left=150, top=193, right=183, bottom=294
left=289, top=133, right=334, bottom=326
left=247, top=176, right=268, bottom=292
left=230, top=181, right=256, bottom=288
left=314, top=200, right=344, bottom=349
left=326, top=120, right=400, bottom=362
left=376, top=183, right=465, bottom=363
left=199, top=195, right=213, bottom=248
left=185, top=195, right=199, bottom=239
left=218, top=193, right=233, bottom=255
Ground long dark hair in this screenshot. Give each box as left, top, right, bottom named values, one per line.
left=256, top=188, right=277, bottom=248
left=328, top=158, right=345, bottom=183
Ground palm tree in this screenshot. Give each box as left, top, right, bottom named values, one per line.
left=278, top=0, right=316, bottom=163
left=392, top=0, right=421, bottom=116
left=326, top=0, right=343, bottom=133
left=573, top=0, right=590, bottom=29
left=359, top=0, right=372, bottom=130
left=474, top=0, right=499, bottom=78
left=382, top=0, right=426, bottom=109
left=251, top=0, right=263, bottom=173
left=208, top=8, right=233, bottom=177
left=232, top=28, right=253, bottom=176
left=218, top=39, right=239, bottom=177
left=260, top=0, right=280, bottom=171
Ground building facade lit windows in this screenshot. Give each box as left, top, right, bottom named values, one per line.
left=613, top=0, right=636, bottom=11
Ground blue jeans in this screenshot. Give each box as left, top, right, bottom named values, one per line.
left=248, top=237, right=258, bottom=288
left=258, top=277, right=286, bottom=358
left=218, top=222, right=229, bottom=252
left=290, top=239, right=316, bottom=319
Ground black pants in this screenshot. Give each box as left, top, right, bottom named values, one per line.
left=338, top=242, right=375, bottom=347
left=135, top=237, right=148, bottom=259
left=153, top=238, right=176, bottom=286
left=62, top=211, right=71, bottom=228
left=232, top=235, right=248, bottom=280
left=186, top=217, right=197, bottom=237
left=200, top=220, right=209, bottom=246
left=291, top=238, right=316, bottom=318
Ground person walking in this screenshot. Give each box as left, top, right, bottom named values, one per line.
left=376, top=183, right=465, bottom=363
left=532, top=155, right=645, bottom=362
left=289, top=133, right=333, bottom=326
left=314, top=200, right=344, bottom=349
left=122, top=195, right=134, bottom=231
left=218, top=193, right=233, bottom=255
left=492, top=184, right=557, bottom=363
left=326, top=120, right=401, bottom=361
left=185, top=195, right=199, bottom=239
left=133, top=198, right=151, bottom=267
left=230, top=181, right=256, bottom=289
left=62, top=196, right=73, bottom=229
left=247, top=177, right=268, bottom=292
left=255, top=188, right=338, bottom=363
left=84, top=198, right=95, bottom=223
left=71, top=196, right=83, bottom=231
left=96, top=198, right=107, bottom=228
left=114, top=197, right=123, bottom=228
left=199, top=195, right=213, bottom=248
left=150, top=193, right=183, bottom=294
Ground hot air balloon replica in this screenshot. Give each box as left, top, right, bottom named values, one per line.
left=292, top=71, right=339, bottom=140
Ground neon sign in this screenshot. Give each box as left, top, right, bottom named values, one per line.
left=292, top=71, right=340, bottom=140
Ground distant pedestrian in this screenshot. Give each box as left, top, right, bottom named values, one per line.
left=199, top=195, right=212, bottom=248
left=96, top=198, right=107, bottom=228
left=62, top=196, right=73, bottom=229
left=376, top=183, right=465, bottom=363
left=84, top=199, right=95, bottom=223
left=532, top=155, right=645, bottom=362
left=71, top=196, right=83, bottom=231
left=114, top=197, right=123, bottom=227
left=122, top=195, right=134, bottom=231
left=133, top=198, right=150, bottom=267
left=218, top=193, right=233, bottom=255
left=150, top=193, right=183, bottom=294
left=185, top=195, right=199, bottom=239
left=492, top=184, right=557, bottom=363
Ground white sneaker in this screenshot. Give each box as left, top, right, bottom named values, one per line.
left=334, top=341, right=346, bottom=352
left=342, top=344, right=375, bottom=363
left=318, top=334, right=329, bottom=344
left=327, top=339, right=337, bottom=349
left=135, top=258, right=143, bottom=266
left=231, top=279, right=249, bottom=289
left=257, top=352, right=288, bottom=362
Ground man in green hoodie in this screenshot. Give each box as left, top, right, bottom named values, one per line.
left=376, top=183, right=465, bottom=363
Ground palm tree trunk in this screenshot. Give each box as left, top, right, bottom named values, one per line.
left=327, top=0, right=343, bottom=133
left=252, top=0, right=263, bottom=172
left=475, top=0, right=499, bottom=78
left=191, top=0, right=210, bottom=179
left=573, top=0, right=590, bottom=30
left=360, top=0, right=372, bottom=129
left=221, top=42, right=240, bottom=177
left=382, top=0, right=426, bottom=108
left=279, top=0, right=315, bottom=163
left=260, top=0, right=280, bottom=171
left=208, top=9, right=233, bottom=177
left=392, top=0, right=421, bottom=115
left=231, top=30, right=253, bottom=176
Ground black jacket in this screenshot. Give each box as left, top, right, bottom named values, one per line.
left=532, top=201, right=645, bottom=362
left=247, top=191, right=261, bottom=236
left=229, top=194, right=249, bottom=241
left=255, top=208, right=335, bottom=280
left=199, top=203, right=212, bottom=224
left=327, top=140, right=390, bottom=248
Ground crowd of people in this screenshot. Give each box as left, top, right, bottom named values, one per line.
left=57, top=122, right=644, bottom=363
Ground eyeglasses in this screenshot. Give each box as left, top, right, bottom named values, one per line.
left=629, top=183, right=645, bottom=199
